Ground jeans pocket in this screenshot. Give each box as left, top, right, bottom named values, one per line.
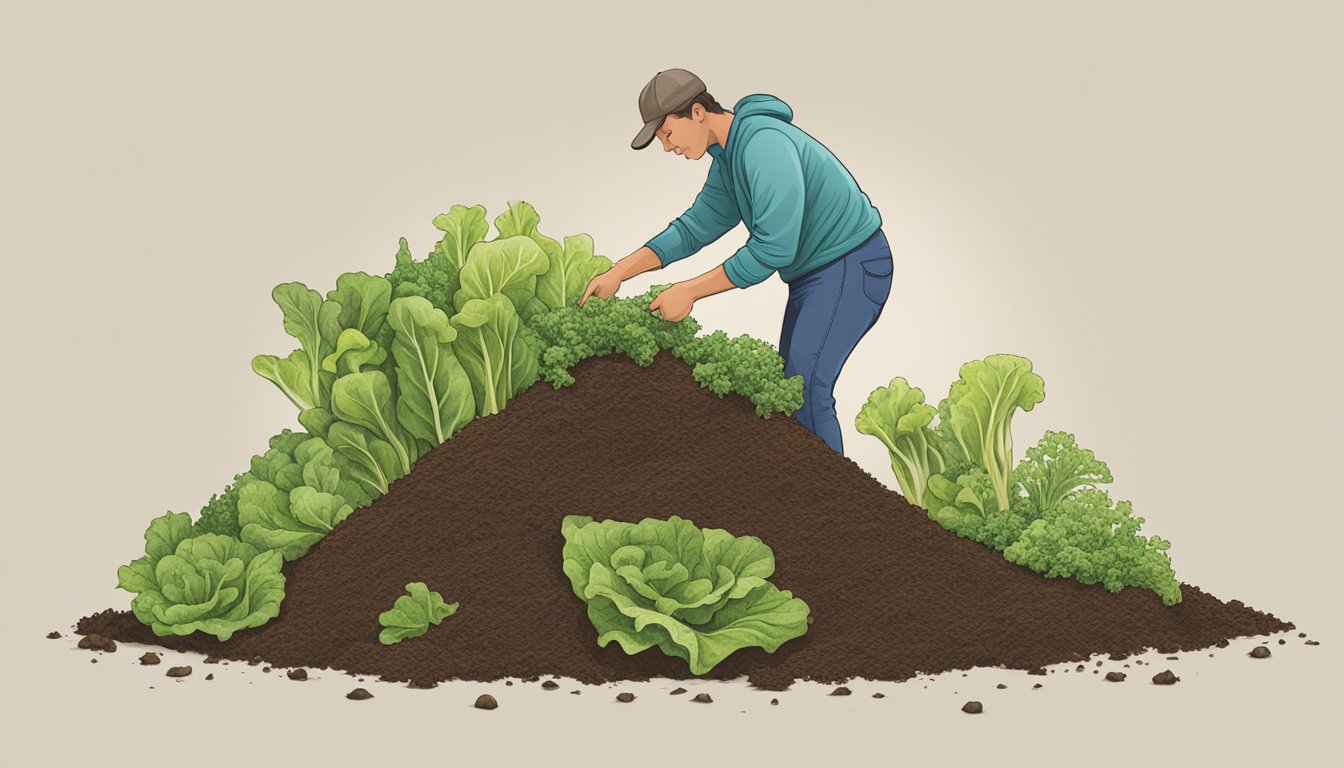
left=860, top=257, right=893, bottom=305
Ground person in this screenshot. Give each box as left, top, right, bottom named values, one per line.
left=579, top=68, right=893, bottom=455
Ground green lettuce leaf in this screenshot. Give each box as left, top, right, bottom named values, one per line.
left=119, top=525, right=285, bottom=642
left=561, top=514, right=810, bottom=675
left=941, top=354, right=1046, bottom=512
left=855, top=376, right=948, bottom=508
left=378, top=582, right=459, bottom=645
left=238, top=481, right=355, bottom=561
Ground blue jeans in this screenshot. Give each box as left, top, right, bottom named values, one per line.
left=780, top=228, right=893, bottom=454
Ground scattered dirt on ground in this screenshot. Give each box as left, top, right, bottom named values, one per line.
left=78, top=351, right=1294, bottom=690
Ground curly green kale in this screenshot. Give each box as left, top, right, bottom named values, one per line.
left=1011, top=430, right=1113, bottom=522
left=1003, top=488, right=1181, bottom=605
left=525, top=285, right=700, bottom=386
left=525, top=286, right=802, bottom=418
left=193, top=479, right=245, bottom=538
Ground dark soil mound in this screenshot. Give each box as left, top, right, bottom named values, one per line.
left=79, top=350, right=1293, bottom=690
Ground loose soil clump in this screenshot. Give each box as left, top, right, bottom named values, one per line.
left=78, top=352, right=1293, bottom=691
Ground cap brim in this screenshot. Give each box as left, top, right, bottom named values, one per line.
left=631, top=116, right=662, bottom=150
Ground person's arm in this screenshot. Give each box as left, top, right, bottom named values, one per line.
left=644, top=163, right=742, bottom=267
left=720, top=129, right=806, bottom=288
left=596, top=245, right=661, bottom=282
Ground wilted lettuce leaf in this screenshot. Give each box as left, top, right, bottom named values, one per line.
left=378, top=582, right=459, bottom=645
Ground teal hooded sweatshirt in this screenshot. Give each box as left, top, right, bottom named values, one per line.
left=644, top=94, right=883, bottom=288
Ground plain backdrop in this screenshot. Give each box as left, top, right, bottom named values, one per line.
left=2, top=1, right=1340, bottom=765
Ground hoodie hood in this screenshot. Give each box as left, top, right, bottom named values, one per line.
left=709, top=94, right=792, bottom=161
left=731, top=93, right=794, bottom=123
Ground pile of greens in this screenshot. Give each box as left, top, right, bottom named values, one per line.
left=117, top=200, right=804, bottom=643
left=855, top=354, right=1182, bottom=605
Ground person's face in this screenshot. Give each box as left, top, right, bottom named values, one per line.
left=655, top=104, right=710, bottom=160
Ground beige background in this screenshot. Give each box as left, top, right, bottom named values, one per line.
left=2, top=0, right=1340, bottom=764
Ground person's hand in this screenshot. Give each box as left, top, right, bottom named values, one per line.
left=648, top=282, right=696, bottom=322
left=579, top=267, right=624, bottom=308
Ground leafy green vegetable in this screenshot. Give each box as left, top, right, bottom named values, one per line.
left=677, top=331, right=804, bottom=418
left=330, top=371, right=422, bottom=480
left=941, top=354, right=1045, bottom=512
left=194, top=429, right=367, bottom=539
left=194, top=480, right=244, bottom=538
left=238, top=482, right=354, bottom=561
left=924, top=468, right=1030, bottom=551
left=235, top=435, right=368, bottom=560
left=327, top=271, right=394, bottom=349
left=526, top=286, right=803, bottom=417
left=118, top=512, right=286, bottom=641
left=386, top=206, right=488, bottom=315
left=450, top=294, right=539, bottom=416
left=453, top=235, right=550, bottom=314
left=321, top=328, right=388, bottom=377
left=377, top=582, right=459, bottom=645
left=536, top=234, right=612, bottom=311
left=857, top=358, right=1179, bottom=604
left=1003, top=489, right=1182, bottom=605
left=561, top=514, right=810, bottom=675
left=251, top=283, right=342, bottom=412
left=854, top=377, right=947, bottom=507
left=387, top=296, right=476, bottom=444
left=1011, top=430, right=1113, bottom=521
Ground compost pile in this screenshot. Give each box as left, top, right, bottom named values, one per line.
left=78, top=351, right=1292, bottom=690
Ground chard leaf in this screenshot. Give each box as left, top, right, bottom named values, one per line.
left=453, top=235, right=549, bottom=313
left=271, top=282, right=343, bottom=408
left=321, top=328, right=388, bottom=376
left=251, top=350, right=318, bottom=412
left=330, top=371, right=417, bottom=475
left=388, top=296, right=476, bottom=445
left=298, top=407, right=336, bottom=441
left=326, top=272, right=392, bottom=342
left=536, top=233, right=612, bottom=311
left=432, top=204, right=490, bottom=274
left=327, top=421, right=404, bottom=496
left=449, top=295, right=539, bottom=416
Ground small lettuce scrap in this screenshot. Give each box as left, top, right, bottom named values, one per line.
left=378, top=582, right=459, bottom=645
left=117, top=512, right=285, bottom=641
left=561, top=515, right=810, bottom=675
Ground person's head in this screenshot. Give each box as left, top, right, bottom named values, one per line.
left=653, top=92, right=730, bottom=161
left=631, top=69, right=732, bottom=159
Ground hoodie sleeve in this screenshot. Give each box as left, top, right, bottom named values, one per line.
left=643, top=161, right=742, bottom=267
left=721, top=129, right=805, bottom=288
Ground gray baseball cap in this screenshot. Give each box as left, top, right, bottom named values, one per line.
left=631, top=68, right=707, bottom=150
